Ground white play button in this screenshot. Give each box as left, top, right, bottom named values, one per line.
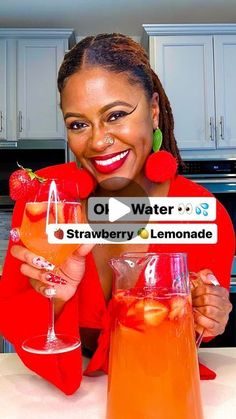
left=108, top=197, right=131, bottom=222
left=87, top=177, right=150, bottom=242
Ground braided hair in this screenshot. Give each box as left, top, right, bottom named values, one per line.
left=58, top=33, right=183, bottom=167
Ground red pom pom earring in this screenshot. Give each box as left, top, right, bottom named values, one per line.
left=144, top=128, right=178, bottom=183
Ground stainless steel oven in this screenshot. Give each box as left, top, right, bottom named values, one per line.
left=182, top=159, right=236, bottom=280
left=181, top=159, right=236, bottom=347
left=0, top=147, right=68, bottom=207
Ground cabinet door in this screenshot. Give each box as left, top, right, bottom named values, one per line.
left=0, top=40, right=7, bottom=140
left=17, top=39, right=65, bottom=140
left=214, top=35, right=236, bottom=149
left=149, top=36, right=215, bottom=150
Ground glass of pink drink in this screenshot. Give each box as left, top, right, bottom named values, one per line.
left=19, top=179, right=82, bottom=354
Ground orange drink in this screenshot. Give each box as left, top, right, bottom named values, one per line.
left=20, top=201, right=81, bottom=266
left=107, top=288, right=203, bottom=419
left=17, top=179, right=82, bottom=354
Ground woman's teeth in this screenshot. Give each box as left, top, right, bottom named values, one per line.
left=95, top=150, right=129, bottom=167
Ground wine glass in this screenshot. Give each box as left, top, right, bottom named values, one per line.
left=19, top=178, right=82, bottom=354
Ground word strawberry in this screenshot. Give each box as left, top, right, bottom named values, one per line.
left=54, top=228, right=64, bottom=240
left=9, top=163, right=46, bottom=201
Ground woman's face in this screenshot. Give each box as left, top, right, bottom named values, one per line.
left=61, top=67, right=159, bottom=189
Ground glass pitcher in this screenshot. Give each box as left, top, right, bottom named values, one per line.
left=106, top=252, right=204, bottom=419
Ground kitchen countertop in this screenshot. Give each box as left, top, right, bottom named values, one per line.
left=0, top=348, right=235, bottom=418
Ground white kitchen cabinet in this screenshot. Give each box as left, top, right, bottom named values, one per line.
left=143, top=25, right=236, bottom=152
left=0, top=40, right=7, bottom=140
left=0, top=29, right=75, bottom=143
left=214, top=35, right=236, bottom=149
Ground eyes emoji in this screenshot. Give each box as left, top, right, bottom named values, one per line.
left=178, top=203, right=193, bottom=215
left=177, top=203, right=185, bottom=214
left=185, top=203, right=193, bottom=214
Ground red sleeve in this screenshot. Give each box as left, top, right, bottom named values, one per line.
left=0, top=193, right=82, bottom=395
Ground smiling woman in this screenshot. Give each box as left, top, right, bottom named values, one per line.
left=0, top=33, right=234, bottom=396
left=58, top=34, right=182, bottom=185
left=61, top=67, right=156, bottom=188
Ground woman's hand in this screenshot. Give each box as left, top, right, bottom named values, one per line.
left=11, top=244, right=94, bottom=303
left=191, top=269, right=232, bottom=338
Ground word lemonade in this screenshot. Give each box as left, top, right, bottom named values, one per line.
left=107, top=289, right=203, bottom=419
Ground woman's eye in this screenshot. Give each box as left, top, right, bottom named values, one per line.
left=185, top=203, right=193, bottom=214
left=108, top=111, right=127, bottom=122
left=67, top=121, right=87, bottom=130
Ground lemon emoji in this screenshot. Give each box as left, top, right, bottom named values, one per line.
left=138, top=228, right=149, bottom=239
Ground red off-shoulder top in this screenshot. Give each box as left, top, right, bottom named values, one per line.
left=0, top=163, right=235, bottom=394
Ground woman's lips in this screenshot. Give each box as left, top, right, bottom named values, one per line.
left=90, top=150, right=130, bottom=174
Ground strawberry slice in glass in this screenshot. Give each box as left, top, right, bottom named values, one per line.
left=119, top=298, right=145, bottom=332
left=25, top=202, right=48, bottom=222
left=144, top=299, right=169, bottom=326
left=168, top=296, right=187, bottom=321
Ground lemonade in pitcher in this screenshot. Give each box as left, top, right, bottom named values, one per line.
left=107, top=253, right=204, bottom=419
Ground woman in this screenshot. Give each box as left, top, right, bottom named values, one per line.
left=0, top=33, right=234, bottom=395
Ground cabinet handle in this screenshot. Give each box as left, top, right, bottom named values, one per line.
left=0, top=141, right=18, bottom=148
left=209, top=117, right=214, bottom=141
left=0, top=111, right=3, bottom=132
left=220, top=116, right=224, bottom=140
left=18, top=111, right=23, bottom=133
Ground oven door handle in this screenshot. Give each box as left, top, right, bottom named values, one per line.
left=196, top=179, right=236, bottom=193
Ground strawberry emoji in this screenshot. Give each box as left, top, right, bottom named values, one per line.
left=9, top=163, right=46, bottom=201
left=54, top=228, right=64, bottom=240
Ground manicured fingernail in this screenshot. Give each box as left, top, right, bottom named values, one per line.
left=45, top=273, right=67, bottom=285
left=207, top=273, right=220, bottom=286
left=32, top=257, right=55, bottom=271
left=10, top=228, right=20, bottom=243
left=44, top=287, right=57, bottom=297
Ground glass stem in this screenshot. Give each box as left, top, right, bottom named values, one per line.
left=196, top=327, right=204, bottom=348
left=47, top=296, right=57, bottom=342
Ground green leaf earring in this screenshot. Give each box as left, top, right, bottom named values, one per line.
left=152, top=128, right=163, bottom=152
left=145, top=127, right=178, bottom=182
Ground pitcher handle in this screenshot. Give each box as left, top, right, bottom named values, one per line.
left=189, top=272, right=205, bottom=348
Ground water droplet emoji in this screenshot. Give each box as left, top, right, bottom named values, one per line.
left=200, top=203, right=209, bottom=209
